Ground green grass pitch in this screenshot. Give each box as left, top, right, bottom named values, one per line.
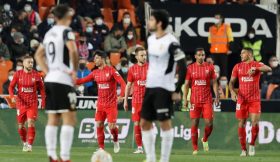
left=0, top=145, right=279, bottom=162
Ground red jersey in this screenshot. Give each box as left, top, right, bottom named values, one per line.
left=9, top=69, right=46, bottom=109
left=76, top=66, right=126, bottom=107
left=231, top=61, right=263, bottom=103
left=127, top=63, right=148, bottom=104
left=186, top=62, right=216, bottom=104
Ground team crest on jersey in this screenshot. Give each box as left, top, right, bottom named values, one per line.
left=32, top=78, right=35, bottom=82
left=205, top=69, right=209, bottom=74
left=106, top=73, right=109, bottom=77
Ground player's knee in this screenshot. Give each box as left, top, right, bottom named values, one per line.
left=134, top=121, right=140, bottom=126
left=96, top=122, right=104, bottom=128
left=18, top=124, right=23, bottom=129
left=140, top=119, right=152, bottom=130
left=108, top=123, right=116, bottom=129
left=238, top=119, right=246, bottom=127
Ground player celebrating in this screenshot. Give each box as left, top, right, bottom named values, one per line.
left=124, top=46, right=148, bottom=154
left=183, top=48, right=219, bottom=155
left=9, top=55, right=46, bottom=152
left=76, top=50, right=126, bottom=153
left=35, top=5, right=78, bottom=162
left=141, top=10, right=186, bottom=162
left=229, top=48, right=271, bottom=156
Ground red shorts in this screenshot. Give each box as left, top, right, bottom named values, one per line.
left=95, top=105, right=118, bottom=123
left=190, top=103, right=213, bottom=119
left=235, top=101, right=261, bottom=119
left=16, top=108, right=38, bottom=123
left=132, top=103, right=142, bottom=122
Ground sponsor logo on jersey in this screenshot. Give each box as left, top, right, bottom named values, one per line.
left=194, top=80, right=207, bottom=86
left=98, top=83, right=110, bottom=89
left=22, top=87, right=34, bottom=93
left=241, top=76, right=254, bottom=82
left=137, top=80, right=146, bottom=86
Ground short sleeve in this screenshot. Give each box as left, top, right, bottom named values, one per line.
left=256, top=62, right=264, bottom=68
left=127, top=68, right=134, bottom=82
left=210, top=65, right=216, bottom=80
left=186, top=66, right=191, bottom=80
left=63, top=29, right=75, bottom=42
left=231, top=65, right=238, bottom=78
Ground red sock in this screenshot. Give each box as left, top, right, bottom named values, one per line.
left=250, top=125, right=259, bottom=146
left=203, top=125, right=213, bottom=142
left=110, top=127, right=118, bottom=142
left=191, top=126, right=198, bottom=151
left=134, top=125, right=142, bottom=147
left=238, top=127, right=247, bottom=150
left=97, top=126, right=105, bottom=149
left=27, top=127, right=35, bottom=145
left=18, top=127, right=27, bottom=143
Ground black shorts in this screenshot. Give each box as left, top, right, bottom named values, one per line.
left=45, top=82, right=77, bottom=113
left=141, top=88, right=173, bottom=121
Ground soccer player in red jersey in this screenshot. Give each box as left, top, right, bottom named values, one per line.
left=229, top=48, right=271, bottom=156
left=9, top=55, right=46, bottom=152
left=183, top=48, right=219, bottom=155
left=123, top=46, right=148, bottom=154
left=76, top=50, right=126, bottom=153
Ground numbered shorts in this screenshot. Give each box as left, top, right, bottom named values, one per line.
left=132, top=103, right=142, bottom=122
left=190, top=103, right=213, bottom=119
left=95, top=105, right=118, bottom=123
left=235, top=101, right=261, bottom=119
left=45, top=82, right=77, bottom=113
left=16, top=108, right=38, bottom=123
left=141, top=88, right=173, bottom=121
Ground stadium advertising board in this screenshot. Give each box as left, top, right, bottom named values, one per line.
left=149, top=2, right=277, bottom=54
left=0, top=110, right=279, bottom=150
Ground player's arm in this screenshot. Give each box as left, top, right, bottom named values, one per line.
left=8, top=72, right=18, bottom=103
left=37, top=75, right=46, bottom=109
left=248, top=62, right=272, bottom=75
left=76, top=72, right=94, bottom=85
left=211, top=66, right=220, bottom=106
left=64, top=29, right=79, bottom=80
left=183, top=79, right=190, bottom=108
left=124, top=81, right=132, bottom=111
left=112, top=70, right=126, bottom=102
left=257, top=64, right=272, bottom=72
left=229, top=65, right=238, bottom=102
left=35, top=45, right=48, bottom=74
left=168, top=42, right=187, bottom=101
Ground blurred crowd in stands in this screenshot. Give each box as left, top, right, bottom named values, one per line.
left=0, top=0, right=279, bottom=100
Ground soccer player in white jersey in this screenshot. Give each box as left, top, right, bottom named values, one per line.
left=35, top=5, right=78, bottom=162
left=140, top=10, right=187, bottom=162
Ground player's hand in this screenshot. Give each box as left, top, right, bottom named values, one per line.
left=123, top=100, right=128, bottom=112
left=214, top=97, right=220, bottom=107
left=71, top=71, right=77, bottom=83
left=248, top=67, right=256, bottom=76
left=231, top=91, right=237, bottom=102
left=117, top=96, right=124, bottom=104
left=183, top=100, right=188, bottom=109
left=11, top=97, right=16, bottom=103
left=172, top=92, right=181, bottom=102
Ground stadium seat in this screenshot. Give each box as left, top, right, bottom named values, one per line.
left=117, top=0, right=135, bottom=10
left=101, top=8, right=114, bottom=30
left=39, top=6, right=50, bottom=20
left=181, top=0, right=197, bottom=4
left=117, top=9, right=137, bottom=27
left=103, top=0, right=114, bottom=9
left=38, top=0, right=55, bottom=8
left=0, top=60, right=13, bottom=94
left=110, top=53, right=121, bottom=66
left=198, top=0, right=217, bottom=4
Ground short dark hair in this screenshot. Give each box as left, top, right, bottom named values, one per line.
left=23, top=55, right=33, bottom=60
left=94, top=50, right=106, bottom=59
left=195, top=48, right=205, bottom=54
left=151, top=9, right=169, bottom=30
left=112, top=24, right=124, bottom=32
left=52, top=4, right=71, bottom=20
left=243, top=47, right=253, bottom=55
left=135, top=47, right=145, bottom=55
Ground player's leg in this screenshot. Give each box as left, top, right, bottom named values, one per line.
left=236, top=102, right=248, bottom=156
left=60, top=111, right=76, bottom=162
left=132, top=103, right=143, bottom=153
left=45, top=113, right=60, bottom=161
left=248, top=102, right=261, bottom=156
left=107, top=107, right=120, bottom=153
left=201, top=103, right=214, bottom=152
left=17, top=109, right=27, bottom=151
left=25, top=108, right=38, bottom=151
left=95, top=110, right=106, bottom=150
left=190, top=103, right=201, bottom=154
left=159, top=119, right=173, bottom=162
left=140, top=88, right=157, bottom=162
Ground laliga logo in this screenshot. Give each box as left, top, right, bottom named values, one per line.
left=78, top=118, right=130, bottom=139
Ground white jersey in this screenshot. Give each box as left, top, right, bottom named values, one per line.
left=146, top=33, right=185, bottom=91
left=43, top=25, right=76, bottom=87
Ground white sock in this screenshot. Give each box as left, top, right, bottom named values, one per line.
left=142, top=129, right=156, bottom=162
left=60, top=125, right=74, bottom=161
left=160, top=129, right=174, bottom=162
left=45, top=125, right=58, bottom=160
